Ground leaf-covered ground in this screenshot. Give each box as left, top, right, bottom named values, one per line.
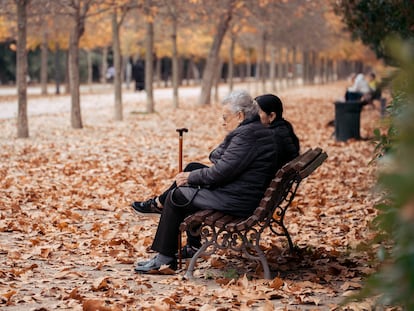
left=0, top=82, right=386, bottom=310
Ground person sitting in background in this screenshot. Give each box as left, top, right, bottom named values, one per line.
left=367, top=71, right=382, bottom=100
left=345, top=73, right=371, bottom=101
left=132, top=90, right=299, bottom=274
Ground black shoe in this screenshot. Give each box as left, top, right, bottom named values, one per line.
left=131, top=198, right=162, bottom=214
left=134, top=256, right=177, bottom=274
left=136, top=258, right=151, bottom=266
left=176, top=244, right=200, bottom=259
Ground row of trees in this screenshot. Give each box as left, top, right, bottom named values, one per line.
left=1, top=0, right=375, bottom=138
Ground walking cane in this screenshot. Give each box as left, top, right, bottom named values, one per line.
left=176, top=128, right=188, bottom=173
left=176, top=128, right=188, bottom=269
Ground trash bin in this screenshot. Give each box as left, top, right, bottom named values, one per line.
left=334, top=101, right=364, bottom=141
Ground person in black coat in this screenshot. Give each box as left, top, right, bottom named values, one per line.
left=255, top=94, right=300, bottom=169
left=131, top=94, right=299, bottom=216
left=134, top=90, right=284, bottom=273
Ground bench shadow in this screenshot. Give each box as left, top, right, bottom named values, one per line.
left=207, top=244, right=366, bottom=284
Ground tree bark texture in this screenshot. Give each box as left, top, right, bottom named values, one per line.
left=228, top=34, right=235, bottom=92
left=16, top=0, right=29, bottom=138
left=112, top=9, right=123, bottom=121
left=292, top=46, right=297, bottom=86
left=87, top=50, right=92, bottom=85
left=40, top=23, right=48, bottom=95
left=68, top=0, right=90, bottom=129
left=260, top=29, right=267, bottom=93
left=269, top=45, right=276, bottom=92
left=101, top=46, right=108, bottom=83
left=145, top=19, right=154, bottom=113
left=54, top=42, right=61, bottom=95
left=69, top=24, right=83, bottom=128
left=171, top=13, right=179, bottom=108
left=65, top=50, right=70, bottom=94
left=198, top=0, right=235, bottom=105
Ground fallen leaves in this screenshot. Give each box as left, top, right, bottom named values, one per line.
left=82, top=299, right=122, bottom=311
left=0, top=82, right=384, bottom=309
left=1, top=290, right=16, bottom=305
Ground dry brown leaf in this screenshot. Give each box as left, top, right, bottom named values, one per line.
left=269, top=277, right=284, bottom=290
left=340, top=281, right=363, bottom=291
left=1, top=290, right=16, bottom=304
left=92, top=277, right=111, bottom=291
left=82, top=299, right=121, bottom=311
left=65, top=287, right=83, bottom=301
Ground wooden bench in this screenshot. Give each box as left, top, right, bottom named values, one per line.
left=179, top=147, right=328, bottom=279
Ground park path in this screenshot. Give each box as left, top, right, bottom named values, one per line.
left=0, top=82, right=268, bottom=120
left=0, top=84, right=199, bottom=119
left=0, top=80, right=309, bottom=120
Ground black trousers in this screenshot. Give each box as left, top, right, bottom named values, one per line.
left=151, top=162, right=208, bottom=257
left=158, top=162, right=208, bottom=205
left=151, top=187, right=200, bottom=257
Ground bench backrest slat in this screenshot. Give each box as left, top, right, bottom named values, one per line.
left=253, top=148, right=327, bottom=222
left=299, top=152, right=328, bottom=179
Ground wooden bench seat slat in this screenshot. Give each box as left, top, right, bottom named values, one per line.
left=179, top=209, right=216, bottom=231
left=190, top=209, right=215, bottom=223
left=215, top=214, right=239, bottom=228
left=235, top=215, right=259, bottom=231
left=225, top=215, right=258, bottom=232
left=204, top=211, right=225, bottom=226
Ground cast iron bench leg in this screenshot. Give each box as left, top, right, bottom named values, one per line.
left=249, top=244, right=271, bottom=279
left=184, top=240, right=213, bottom=279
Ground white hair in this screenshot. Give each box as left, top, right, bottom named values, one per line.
left=221, top=90, right=258, bottom=119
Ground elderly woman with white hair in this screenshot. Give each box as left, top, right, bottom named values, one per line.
left=133, top=90, right=282, bottom=273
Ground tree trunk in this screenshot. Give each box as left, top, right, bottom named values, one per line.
left=86, top=50, right=92, bottom=85
left=303, top=50, right=308, bottom=84
left=54, top=42, right=61, bottom=95
left=283, top=48, right=287, bottom=86
left=125, top=55, right=131, bottom=89
left=155, top=55, right=161, bottom=87
left=292, top=46, right=297, bottom=86
left=275, top=48, right=280, bottom=89
left=145, top=19, right=154, bottom=113
left=16, top=0, right=29, bottom=138
left=171, top=13, right=179, bottom=108
left=286, top=47, right=291, bottom=87
left=322, top=56, right=326, bottom=83
left=101, top=46, right=108, bottom=83
left=246, top=49, right=251, bottom=92
left=112, top=9, right=123, bottom=121
left=311, top=50, right=316, bottom=85
left=69, top=22, right=83, bottom=128
left=214, top=58, right=223, bottom=103
left=65, top=50, right=70, bottom=94
left=269, top=45, right=276, bottom=92
left=260, top=29, right=267, bottom=93
left=198, top=0, right=235, bottom=105
left=228, top=34, right=235, bottom=92
left=40, top=23, right=48, bottom=95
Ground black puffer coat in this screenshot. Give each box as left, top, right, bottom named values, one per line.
left=183, top=116, right=279, bottom=217
left=269, top=118, right=300, bottom=172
